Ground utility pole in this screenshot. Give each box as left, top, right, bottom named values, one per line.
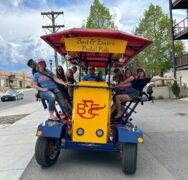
left=169, top=0, right=176, bottom=78
left=41, top=11, right=64, bottom=68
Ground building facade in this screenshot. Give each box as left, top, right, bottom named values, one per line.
left=0, top=70, right=32, bottom=91
left=170, top=0, right=188, bottom=70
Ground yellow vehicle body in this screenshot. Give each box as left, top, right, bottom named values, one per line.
left=72, top=81, right=112, bottom=144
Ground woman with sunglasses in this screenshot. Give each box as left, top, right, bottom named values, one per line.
left=113, top=68, right=176, bottom=118
left=56, top=65, right=66, bottom=81
left=56, top=65, right=72, bottom=107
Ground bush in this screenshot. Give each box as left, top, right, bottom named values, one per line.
left=158, top=95, right=164, bottom=99
left=171, top=81, right=180, bottom=98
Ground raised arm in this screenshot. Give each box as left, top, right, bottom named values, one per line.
left=150, top=76, right=176, bottom=82
left=53, top=76, right=68, bottom=86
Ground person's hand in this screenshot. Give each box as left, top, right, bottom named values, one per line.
left=117, top=84, right=124, bottom=89
left=63, top=82, right=70, bottom=87
left=41, top=88, right=48, bottom=92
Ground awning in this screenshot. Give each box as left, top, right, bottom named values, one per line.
left=41, top=28, right=152, bottom=67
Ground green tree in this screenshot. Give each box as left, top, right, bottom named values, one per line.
left=133, top=4, right=185, bottom=76
left=86, top=0, right=116, bottom=29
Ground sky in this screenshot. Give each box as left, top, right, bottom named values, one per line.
left=0, top=0, right=187, bottom=73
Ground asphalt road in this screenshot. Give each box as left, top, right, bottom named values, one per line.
left=0, top=89, right=36, bottom=112
left=20, top=99, right=188, bottom=180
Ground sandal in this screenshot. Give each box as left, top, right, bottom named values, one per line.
left=49, top=117, right=60, bottom=121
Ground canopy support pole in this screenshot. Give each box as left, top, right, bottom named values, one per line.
left=107, top=56, right=113, bottom=84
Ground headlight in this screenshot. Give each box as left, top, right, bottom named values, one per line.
left=76, top=128, right=84, bottom=136
left=96, top=129, right=104, bottom=137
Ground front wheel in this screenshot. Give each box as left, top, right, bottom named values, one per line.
left=35, top=137, right=60, bottom=167
left=121, top=143, right=137, bottom=174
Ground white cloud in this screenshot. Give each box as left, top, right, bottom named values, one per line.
left=11, top=0, right=22, bottom=7
left=0, top=34, right=53, bottom=67
left=110, top=7, right=123, bottom=29
left=0, top=0, right=23, bottom=8
left=0, top=0, right=188, bottom=71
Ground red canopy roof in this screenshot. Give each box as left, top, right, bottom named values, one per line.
left=41, top=28, right=152, bottom=67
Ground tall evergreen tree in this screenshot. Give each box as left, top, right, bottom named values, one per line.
left=86, top=0, right=116, bottom=29
left=134, top=4, right=185, bottom=76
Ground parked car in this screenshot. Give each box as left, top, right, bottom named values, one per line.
left=1, top=89, right=24, bottom=102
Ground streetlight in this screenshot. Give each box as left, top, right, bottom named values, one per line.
left=49, top=59, right=53, bottom=71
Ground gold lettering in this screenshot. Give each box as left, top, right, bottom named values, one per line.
left=77, top=38, right=89, bottom=45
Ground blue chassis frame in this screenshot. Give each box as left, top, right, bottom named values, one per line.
left=37, top=119, right=143, bottom=152
left=35, top=83, right=155, bottom=153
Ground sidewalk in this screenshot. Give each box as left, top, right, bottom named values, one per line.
left=0, top=102, right=48, bottom=180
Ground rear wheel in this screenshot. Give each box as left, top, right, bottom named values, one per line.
left=121, top=143, right=137, bottom=174
left=35, top=137, right=60, bottom=167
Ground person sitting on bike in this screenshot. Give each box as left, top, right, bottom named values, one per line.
left=56, top=65, right=72, bottom=107
left=27, top=59, right=47, bottom=109
left=82, top=66, right=104, bottom=81
left=111, top=68, right=134, bottom=116
left=32, top=59, right=72, bottom=120
left=113, top=68, right=176, bottom=118
left=112, top=68, right=124, bottom=85
left=66, top=69, right=77, bottom=98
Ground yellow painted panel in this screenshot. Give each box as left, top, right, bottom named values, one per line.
left=64, top=37, right=127, bottom=53
left=72, top=81, right=112, bottom=144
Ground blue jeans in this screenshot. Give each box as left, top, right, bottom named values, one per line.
left=40, top=89, right=72, bottom=116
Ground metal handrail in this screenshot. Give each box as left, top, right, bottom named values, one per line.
left=176, top=54, right=188, bottom=67
left=174, top=17, right=188, bottom=36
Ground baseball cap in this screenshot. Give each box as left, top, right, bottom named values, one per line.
left=38, top=59, right=46, bottom=64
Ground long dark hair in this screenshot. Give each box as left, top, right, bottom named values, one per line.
left=137, top=68, right=146, bottom=79
left=56, top=65, right=66, bottom=81
left=124, top=68, right=133, bottom=79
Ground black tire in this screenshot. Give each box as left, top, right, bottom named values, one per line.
left=122, top=143, right=137, bottom=174
left=35, top=137, right=60, bottom=167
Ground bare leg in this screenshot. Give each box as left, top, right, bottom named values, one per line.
left=115, top=94, right=132, bottom=117
left=111, top=102, right=116, bottom=115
